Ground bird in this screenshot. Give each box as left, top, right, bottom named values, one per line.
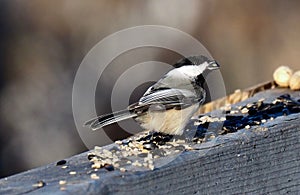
left=84, top=55, right=220, bottom=135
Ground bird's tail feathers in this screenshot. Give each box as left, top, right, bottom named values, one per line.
left=84, top=109, right=137, bottom=130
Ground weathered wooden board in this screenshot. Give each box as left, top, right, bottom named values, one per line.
left=0, top=88, right=299, bottom=194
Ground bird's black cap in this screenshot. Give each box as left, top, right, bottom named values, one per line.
left=173, top=55, right=212, bottom=68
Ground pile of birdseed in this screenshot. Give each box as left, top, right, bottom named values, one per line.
left=88, top=94, right=300, bottom=172
left=219, top=94, right=299, bottom=134
left=88, top=132, right=193, bottom=171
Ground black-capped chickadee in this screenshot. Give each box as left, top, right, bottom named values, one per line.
left=85, top=55, right=220, bottom=135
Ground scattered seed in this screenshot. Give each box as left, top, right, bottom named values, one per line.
left=114, top=163, right=120, bottom=168
left=115, top=140, right=122, bottom=145
left=148, top=164, right=154, bottom=170
left=241, top=108, right=249, bottom=114
left=56, top=160, right=67, bottom=166
left=59, top=180, right=67, bottom=185
left=90, top=173, right=100, bottom=180
left=132, top=160, right=142, bottom=167
left=88, top=154, right=96, bottom=160
left=143, top=142, right=157, bottom=150
left=69, top=171, right=76, bottom=175
left=32, top=181, right=45, bottom=188
left=248, top=108, right=257, bottom=115
left=92, top=163, right=101, bottom=169
left=230, top=110, right=239, bottom=114
left=246, top=103, right=254, bottom=108
left=104, top=164, right=114, bottom=171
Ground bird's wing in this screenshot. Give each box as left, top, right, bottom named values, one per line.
left=140, top=88, right=196, bottom=104
left=128, top=88, right=203, bottom=113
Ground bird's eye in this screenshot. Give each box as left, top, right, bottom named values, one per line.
left=208, top=60, right=220, bottom=70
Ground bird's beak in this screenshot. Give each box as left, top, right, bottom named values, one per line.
left=207, top=60, right=220, bottom=70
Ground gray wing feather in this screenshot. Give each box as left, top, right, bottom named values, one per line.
left=139, top=88, right=199, bottom=106
left=84, top=109, right=137, bottom=130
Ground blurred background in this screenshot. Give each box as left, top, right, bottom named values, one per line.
left=0, top=0, right=300, bottom=178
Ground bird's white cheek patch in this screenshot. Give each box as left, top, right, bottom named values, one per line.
left=177, top=63, right=208, bottom=77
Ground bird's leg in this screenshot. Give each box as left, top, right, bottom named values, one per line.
left=150, top=133, right=154, bottom=141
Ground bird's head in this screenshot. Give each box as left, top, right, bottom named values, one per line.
left=172, top=55, right=220, bottom=78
